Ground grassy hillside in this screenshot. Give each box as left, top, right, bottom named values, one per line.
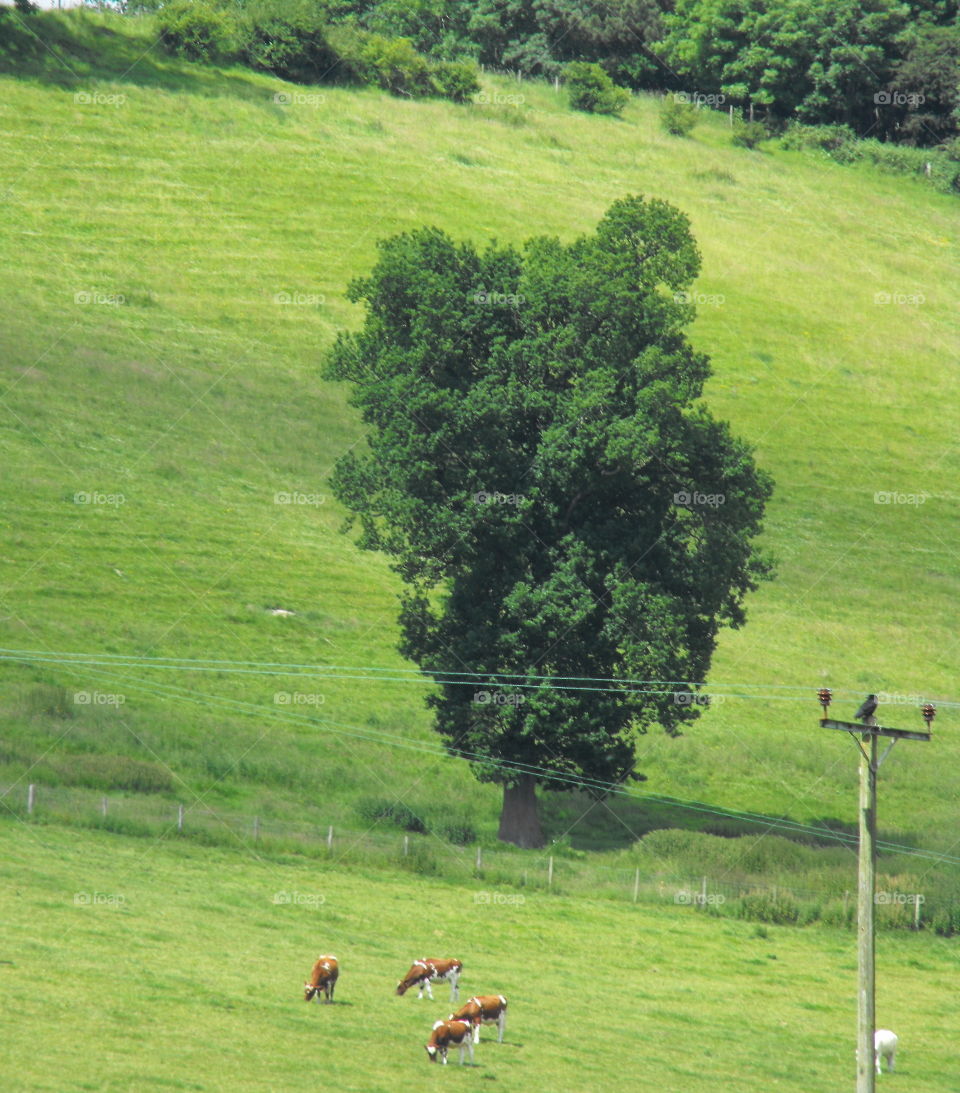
left=4, top=822, right=960, bottom=1092
left=2, top=10, right=960, bottom=865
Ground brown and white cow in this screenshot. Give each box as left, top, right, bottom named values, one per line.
left=303, top=954, right=339, bottom=1003
left=396, top=958, right=462, bottom=1002
left=425, top=1018, right=474, bottom=1065
left=450, top=994, right=508, bottom=1044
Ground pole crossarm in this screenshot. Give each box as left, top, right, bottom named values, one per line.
left=818, top=694, right=932, bottom=1093
left=820, top=718, right=931, bottom=742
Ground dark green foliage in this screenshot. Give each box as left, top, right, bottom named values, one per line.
left=732, top=120, right=768, bottom=148
left=146, top=0, right=956, bottom=143
left=437, top=819, right=478, bottom=845
left=663, top=0, right=912, bottom=131
left=357, top=797, right=427, bottom=832
left=354, top=32, right=435, bottom=95
left=436, top=0, right=664, bottom=86
left=157, top=1, right=239, bottom=64
left=430, top=59, right=481, bottom=102
left=241, top=0, right=343, bottom=83
left=660, top=95, right=698, bottom=135
left=566, top=60, right=631, bottom=114
left=780, top=122, right=861, bottom=158
left=162, top=1, right=483, bottom=102
left=324, top=196, right=773, bottom=840
left=884, top=24, right=960, bottom=145
left=332, top=29, right=481, bottom=100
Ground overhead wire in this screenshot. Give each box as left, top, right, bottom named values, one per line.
left=1, top=647, right=953, bottom=705
left=13, top=652, right=960, bottom=870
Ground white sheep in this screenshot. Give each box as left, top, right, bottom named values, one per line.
left=875, top=1029, right=898, bottom=1075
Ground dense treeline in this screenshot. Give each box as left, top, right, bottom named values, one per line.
left=137, top=0, right=959, bottom=141
left=152, top=0, right=480, bottom=101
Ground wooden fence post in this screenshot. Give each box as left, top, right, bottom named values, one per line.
left=327, top=825, right=333, bottom=850
left=633, top=868, right=640, bottom=903
left=476, top=846, right=482, bottom=870
left=27, top=784, right=35, bottom=815
left=403, top=834, right=409, bottom=856
left=177, top=804, right=184, bottom=832
left=101, top=796, right=108, bottom=817
left=548, top=856, right=554, bottom=887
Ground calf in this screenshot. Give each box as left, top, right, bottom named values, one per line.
left=303, top=955, right=339, bottom=1003
left=875, top=1029, right=897, bottom=1075
left=450, top=995, right=508, bottom=1044
left=425, top=1018, right=474, bottom=1065
left=396, top=958, right=462, bottom=1001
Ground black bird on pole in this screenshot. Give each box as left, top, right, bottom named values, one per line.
left=854, top=694, right=878, bottom=724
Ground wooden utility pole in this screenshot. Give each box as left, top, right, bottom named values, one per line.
left=856, top=728, right=877, bottom=1093
left=818, top=690, right=934, bottom=1093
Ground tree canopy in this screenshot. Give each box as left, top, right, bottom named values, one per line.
left=324, top=196, right=774, bottom=846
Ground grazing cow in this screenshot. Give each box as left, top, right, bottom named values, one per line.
left=425, top=1018, right=474, bottom=1065
left=450, top=995, right=508, bottom=1044
left=875, top=1029, right=898, bottom=1075
left=396, top=958, right=462, bottom=1001
left=303, top=955, right=339, bottom=1003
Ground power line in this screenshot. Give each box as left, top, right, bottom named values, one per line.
left=1, top=648, right=952, bottom=706
left=26, top=657, right=960, bottom=870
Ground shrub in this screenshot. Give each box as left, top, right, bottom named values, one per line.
left=356, top=797, right=427, bottom=832
left=732, top=120, right=768, bottom=149
left=780, top=123, right=860, bottom=161
left=157, top=1, right=238, bottom=64
left=438, top=820, right=477, bottom=846
left=358, top=34, right=434, bottom=97
left=930, top=904, right=960, bottom=937
left=660, top=95, right=697, bottom=136
left=430, top=60, right=481, bottom=104
left=242, top=7, right=340, bottom=84
left=737, top=889, right=800, bottom=925
left=566, top=61, right=630, bottom=116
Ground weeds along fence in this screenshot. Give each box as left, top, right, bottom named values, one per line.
left=7, top=781, right=960, bottom=934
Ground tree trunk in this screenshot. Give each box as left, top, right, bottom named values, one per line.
left=497, top=775, right=545, bottom=848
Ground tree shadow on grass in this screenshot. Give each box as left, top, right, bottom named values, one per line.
left=541, top=790, right=924, bottom=854
left=0, top=9, right=272, bottom=105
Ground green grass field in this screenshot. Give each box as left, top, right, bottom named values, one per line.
left=2, top=8, right=960, bottom=865
left=4, top=821, right=960, bottom=1092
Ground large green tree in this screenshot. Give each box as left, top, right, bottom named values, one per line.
left=663, top=0, right=911, bottom=130
left=324, top=197, right=773, bottom=847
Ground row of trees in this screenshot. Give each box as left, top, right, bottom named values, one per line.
left=663, top=0, right=960, bottom=146
left=155, top=0, right=480, bottom=101
left=145, top=0, right=960, bottom=145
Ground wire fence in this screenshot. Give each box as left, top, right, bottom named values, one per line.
left=4, top=780, right=956, bottom=933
